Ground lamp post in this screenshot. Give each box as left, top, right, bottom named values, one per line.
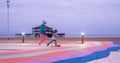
left=22, top=33, right=25, bottom=43
left=6, top=0, right=10, bottom=40
left=81, top=32, right=85, bottom=44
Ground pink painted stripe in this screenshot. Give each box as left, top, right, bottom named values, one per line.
left=0, top=42, right=114, bottom=56
left=16, top=45, right=116, bottom=63
left=0, top=46, right=73, bottom=56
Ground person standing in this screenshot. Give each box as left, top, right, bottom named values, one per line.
left=39, top=20, right=47, bottom=45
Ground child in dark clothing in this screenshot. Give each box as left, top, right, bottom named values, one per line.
left=47, top=29, right=58, bottom=47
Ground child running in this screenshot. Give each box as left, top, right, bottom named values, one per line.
left=47, top=29, right=58, bottom=47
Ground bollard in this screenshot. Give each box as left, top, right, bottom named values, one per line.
left=81, top=32, right=85, bottom=44
left=22, top=33, right=25, bottom=43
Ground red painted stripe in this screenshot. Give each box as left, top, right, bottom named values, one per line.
left=0, top=46, right=72, bottom=56
left=0, top=45, right=107, bottom=63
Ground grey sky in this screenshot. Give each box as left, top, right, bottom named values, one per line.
left=0, top=0, right=120, bottom=37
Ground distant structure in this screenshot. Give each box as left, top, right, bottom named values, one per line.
left=15, top=26, right=65, bottom=38
left=32, top=26, right=53, bottom=37
left=32, top=26, right=65, bottom=38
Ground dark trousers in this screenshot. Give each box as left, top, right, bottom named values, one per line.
left=47, top=39, right=57, bottom=46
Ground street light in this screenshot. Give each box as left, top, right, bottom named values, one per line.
left=81, top=32, right=85, bottom=44
left=6, top=0, right=10, bottom=40
left=22, top=32, right=25, bottom=43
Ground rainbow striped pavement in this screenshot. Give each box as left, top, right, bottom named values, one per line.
left=0, top=41, right=120, bottom=63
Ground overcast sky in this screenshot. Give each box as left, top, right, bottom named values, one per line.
left=0, top=0, right=120, bottom=37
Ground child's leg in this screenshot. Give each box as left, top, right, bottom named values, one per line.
left=43, top=34, right=48, bottom=41
left=54, top=40, right=57, bottom=46
left=39, top=34, right=44, bottom=45
left=47, top=40, right=54, bottom=46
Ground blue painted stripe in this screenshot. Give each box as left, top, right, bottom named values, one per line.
left=53, top=46, right=120, bottom=63
left=113, top=42, right=120, bottom=45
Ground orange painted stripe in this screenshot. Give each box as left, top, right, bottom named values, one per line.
left=0, top=46, right=71, bottom=55
left=0, top=49, right=79, bottom=63
left=0, top=43, right=114, bottom=63
left=0, top=46, right=102, bottom=63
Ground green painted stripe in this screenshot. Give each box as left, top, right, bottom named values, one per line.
left=94, top=41, right=102, bottom=46
left=0, top=47, right=79, bottom=60
left=0, top=42, right=105, bottom=60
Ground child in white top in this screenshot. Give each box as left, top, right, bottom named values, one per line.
left=47, top=29, right=58, bottom=47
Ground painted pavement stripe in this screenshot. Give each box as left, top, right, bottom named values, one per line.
left=0, top=47, right=80, bottom=60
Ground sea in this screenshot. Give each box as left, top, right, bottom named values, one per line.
left=0, top=34, right=120, bottom=38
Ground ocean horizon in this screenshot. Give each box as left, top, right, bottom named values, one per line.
left=0, top=34, right=120, bottom=38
